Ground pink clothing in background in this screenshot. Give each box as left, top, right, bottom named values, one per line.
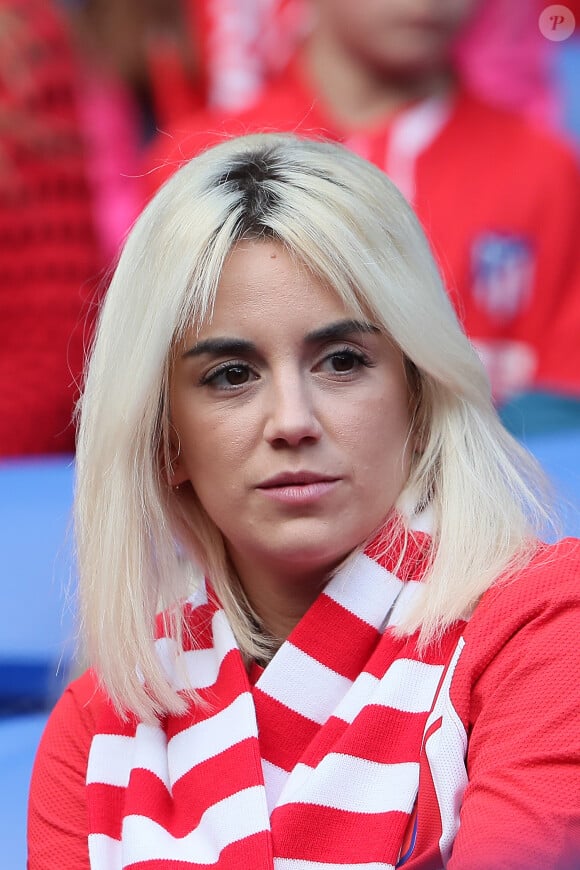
left=455, top=0, right=561, bottom=130
left=75, top=72, right=143, bottom=262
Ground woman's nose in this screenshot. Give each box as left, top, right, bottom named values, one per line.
left=263, top=373, right=323, bottom=447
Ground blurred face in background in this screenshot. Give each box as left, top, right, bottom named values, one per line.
left=312, top=0, right=482, bottom=77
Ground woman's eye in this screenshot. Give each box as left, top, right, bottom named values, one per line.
left=318, top=347, right=374, bottom=376
left=223, top=365, right=250, bottom=386
left=330, top=351, right=358, bottom=372
left=203, top=363, right=255, bottom=388
left=321, top=349, right=369, bottom=374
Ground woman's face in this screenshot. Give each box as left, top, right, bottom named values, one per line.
left=314, top=0, right=481, bottom=76
left=170, top=239, right=413, bottom=595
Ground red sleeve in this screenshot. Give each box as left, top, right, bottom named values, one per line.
left=448, top=539, right=580, bottom=869
left=27, top=670, right=102, bottom=870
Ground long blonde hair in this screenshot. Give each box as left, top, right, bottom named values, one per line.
left=76, top=133, right=552, bottom=719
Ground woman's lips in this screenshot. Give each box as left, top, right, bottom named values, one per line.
left=257, top=479, right=339, bottom=504
left=256, top=472, right=340, bottom=505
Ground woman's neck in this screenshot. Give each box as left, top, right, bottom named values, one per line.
left=229, top=549, right=333, bottom=643
left=302, top=30, right=453, bottom=130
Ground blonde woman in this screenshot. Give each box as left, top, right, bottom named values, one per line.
left=29, top=134, right=580, bottom=869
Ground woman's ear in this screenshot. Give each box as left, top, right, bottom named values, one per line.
left=170, top=460, right=189, bottom=488
left=168, top=426, right=189, bottom=487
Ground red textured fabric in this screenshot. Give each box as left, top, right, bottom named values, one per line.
left=28, top=536, right=580, bottom=869
left=0, top=0, right=101, bottom=456
left=143, top=56, right=580, bottom=403
left=445, top=540, right=580, bottom=870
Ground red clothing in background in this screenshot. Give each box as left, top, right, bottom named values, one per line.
left=0, top=0, right=101, bottom=456
left=145, top=57, right=580, bottom=403
left=160, top=1, right=564, bottom=128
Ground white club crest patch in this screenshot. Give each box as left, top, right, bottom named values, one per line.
left=471, top=233, right=535, bottom=321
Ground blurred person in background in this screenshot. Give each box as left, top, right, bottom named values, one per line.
left=57, top=0, right=148, bottom=262
left=63, top=0, right=201, bottom=141
left=65, top=0, right=577, bottom=256
left=60, top=0, right=266, bottom=259
left=0, top=0, right=102, bottom=456
left=134, top=0, right=571, bottom=132
left=60, top=0, right=202, bottom=262
left=145, top=0, right=580, bottom=432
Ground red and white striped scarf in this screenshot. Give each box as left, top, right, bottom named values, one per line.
left=86, top=528, right=466, bottom=869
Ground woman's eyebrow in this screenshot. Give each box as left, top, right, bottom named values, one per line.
left=304, top=319, right=380, bottom=343
left=182, top=337, right=256, bottom=359
left=181, top=320, right=379, bottom=359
